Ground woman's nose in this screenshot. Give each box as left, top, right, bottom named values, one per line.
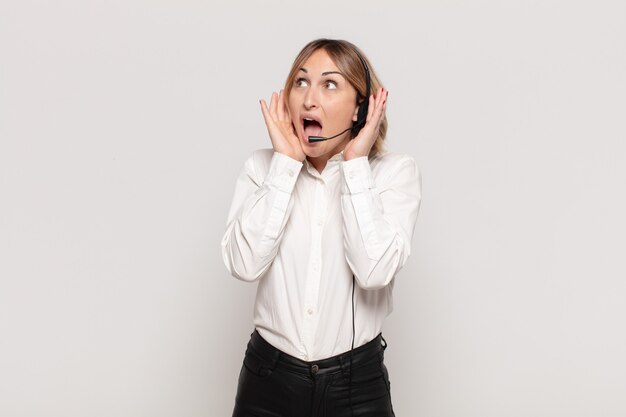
left=303, top=87, right=318, bottom=109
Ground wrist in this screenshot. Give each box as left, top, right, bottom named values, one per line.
left=343, top=151, right=367, bottom=161
left=277, top=150, right=305, bottom=163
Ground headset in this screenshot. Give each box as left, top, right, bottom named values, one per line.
left=307, top=47, right=371, bottom=143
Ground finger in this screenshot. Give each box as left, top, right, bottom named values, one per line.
left=364, top=89, right=386, bottom=132
left=260, top=99, right=274, bottom=128
left=372, top=88, right=385, bottom=114
left=269, top=91, right=278, bottom=119
left=381, top=91, right=388, bottom=113
left=377, top=88, right=387, bottom=111
left=277, top=89, right=286, bottom=120
left=285, top=101, right=294, bottom=124
left=375, top=87, right=385, bottom=109
left=285, top=104, right=297, bottom=135
left=365, top=93, right=376, bottom=125
left=377, top=94, right=387, bottom=128
left=364, top=88, right=384, bottom=126
left=373, top=89, right=387, bottom=125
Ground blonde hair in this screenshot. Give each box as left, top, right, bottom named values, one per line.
left=284, top=39, right=387, bottom=158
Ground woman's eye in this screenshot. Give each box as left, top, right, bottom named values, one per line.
left=325, top=80, right=338, bottom=90
left=295, top=78, right=308, bottom=87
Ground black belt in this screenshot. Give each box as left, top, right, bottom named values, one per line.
left=248, top=329, right=386, bottom=377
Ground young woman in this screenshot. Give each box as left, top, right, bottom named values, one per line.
left=221, top=38, right=422, bottom=417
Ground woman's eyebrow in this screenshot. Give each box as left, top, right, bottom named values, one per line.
left=298, top=68, right=344, bottom=77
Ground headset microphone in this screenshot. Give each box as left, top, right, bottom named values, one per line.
left=307, top=49, right=371, bottom=143
left=307, top=122, right=363, bottom=143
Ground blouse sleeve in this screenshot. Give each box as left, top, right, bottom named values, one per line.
left=221, top=150, right=303, bottom=282
left=340, top=154, right=422, bottom=290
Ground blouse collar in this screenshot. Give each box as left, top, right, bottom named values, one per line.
left=303, top=150, right=344, bottom=177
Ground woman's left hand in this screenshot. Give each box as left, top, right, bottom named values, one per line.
left=342, top=87, right=388, bottom=161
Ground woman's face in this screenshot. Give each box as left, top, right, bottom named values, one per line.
left=287, top=48, right=360, bottom=159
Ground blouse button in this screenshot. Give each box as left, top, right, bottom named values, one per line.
left=307, top=308, right=314, bottom=315
left=287, top=169, right=294, bottom=177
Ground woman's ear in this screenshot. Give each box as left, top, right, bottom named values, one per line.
left=352, top=103, right=360, bottom=122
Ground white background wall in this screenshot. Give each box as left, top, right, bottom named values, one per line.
left=1, top=0, right=625, bottom=416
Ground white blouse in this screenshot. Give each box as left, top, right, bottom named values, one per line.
left=221, top=148, right=422, bottom=361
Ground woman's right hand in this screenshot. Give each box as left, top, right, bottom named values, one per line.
left=260, top=90, right=305, bottom=162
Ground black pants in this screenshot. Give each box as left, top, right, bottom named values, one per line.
left=232, top=330, right=395, bottom=417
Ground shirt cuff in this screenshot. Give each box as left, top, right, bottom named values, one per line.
left=264, top=152, right=303, bottom=192
left=341, top=156, right=375, bottom=194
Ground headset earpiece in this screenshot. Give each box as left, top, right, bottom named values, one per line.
left=352, top=49, right=371, bottom=138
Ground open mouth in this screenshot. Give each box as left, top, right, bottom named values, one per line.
left=303, top=117, right=323, bottom=138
